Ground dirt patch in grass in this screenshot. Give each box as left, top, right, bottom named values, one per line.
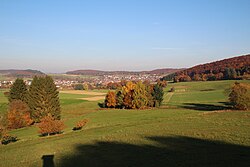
left=61, top=90, right=106, bottom=96
left=79, top=96, right=105, bottom=101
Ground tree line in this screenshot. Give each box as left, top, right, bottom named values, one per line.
left=104, top=81, right=164, bottom=109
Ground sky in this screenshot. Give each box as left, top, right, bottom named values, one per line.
left=0, top=0, right=250, bottom=73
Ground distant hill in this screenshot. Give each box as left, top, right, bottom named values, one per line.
left=0, top=69, right=44, bottom=78
left=162, top=54, right=250, bottom=82
left=66, top=68, right=183, bottom=76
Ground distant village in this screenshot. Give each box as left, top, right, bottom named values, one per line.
left=0, top=73, right=165, bottom=90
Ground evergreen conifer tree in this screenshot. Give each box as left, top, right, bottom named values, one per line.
left=152, top=84, right=164, bottom=107
left=8, top=78, right=28, bottom=103
left=28, top=76, right=61, bottom=122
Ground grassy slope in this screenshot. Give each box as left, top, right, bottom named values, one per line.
left=0, top=80, right=249, bottom=167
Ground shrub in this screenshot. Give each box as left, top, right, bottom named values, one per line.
left=38, top=115, right=65, bottom=136
left=1, top=134, right=18, bottom=145
left=169, top=87, right=175, bottom=92
left=229, top=82, right=250, bottom=110
left=7, top=100, right=33, bottom=129
left=73, top=119, right=88, bottom=131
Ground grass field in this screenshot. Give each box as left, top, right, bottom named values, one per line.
left=0, top=80, right=249, bottom=167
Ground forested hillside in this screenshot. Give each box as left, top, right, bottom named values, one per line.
left=162, top=54, right=250, bottom=82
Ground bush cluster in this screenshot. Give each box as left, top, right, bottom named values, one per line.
left=1, top=134, right=18, bottom=145
left=104, top=81, right=164, bottom=109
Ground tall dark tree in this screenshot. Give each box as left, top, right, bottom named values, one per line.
left=224, top=68, right=237, bottom=80
left=8, top=78, right=28, bottom=103
left=28, top=76, right=61, bottom=122
left=115, top=89, right=124, bottom=109
left=152, top=84, right=164, bottom=107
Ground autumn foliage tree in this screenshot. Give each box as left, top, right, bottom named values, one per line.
left=132, top=81, right=148, bottom=109
left=38, top=115, right=65, bottom=136
left=122, top=81, right=136, bottom=109
left=104, top=91, right=116, bottom=108
left=7, top=100, right=33, bottom=129
left=229, top=82, right=250, bottom=110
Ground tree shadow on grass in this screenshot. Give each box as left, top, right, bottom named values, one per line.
left=58, top=136, right=250, bottom=167
left=97, top=102, right=105, bottom=108
left=42, top=155, right=55, bottom=167
left=182, top=103, right=232, bottom=111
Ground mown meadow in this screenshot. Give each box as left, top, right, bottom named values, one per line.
left=0, top=80, right=249, bottom=167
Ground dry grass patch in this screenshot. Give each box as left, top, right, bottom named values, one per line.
left=60, top=90, right=106, bottom=96
left=79, top=96, right=105, bottom=101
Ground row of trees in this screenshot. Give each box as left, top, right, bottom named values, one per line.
left=104, top=81, right=164, bottom=109
left=7, top=76, right=61, bottom=129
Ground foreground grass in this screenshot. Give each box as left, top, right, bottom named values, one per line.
left=0, top=80, right=249, bottom=167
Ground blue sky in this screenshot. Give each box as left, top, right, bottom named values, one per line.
left=0, top=0, right=250, bottom=73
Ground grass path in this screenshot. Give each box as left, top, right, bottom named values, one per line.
left=163, top=92, right=174, bottom=104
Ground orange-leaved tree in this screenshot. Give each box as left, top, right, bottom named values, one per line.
left=105, top=91, right=116, bottom=108
left=7, top=100, right=33, bottom=129
left=38, top=115, right=65, bottom=136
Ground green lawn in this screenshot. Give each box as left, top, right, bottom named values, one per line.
left=0, top=80, right=250, bottom=167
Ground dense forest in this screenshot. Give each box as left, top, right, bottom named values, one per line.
left=162, top=54, right=250, bottom=82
